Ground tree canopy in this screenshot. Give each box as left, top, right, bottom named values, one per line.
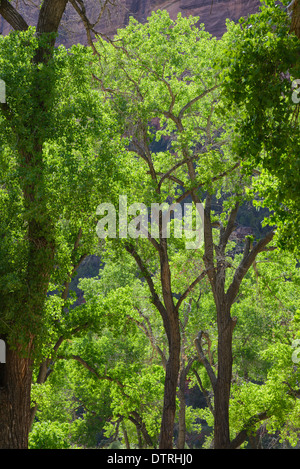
left=0, top=0, right=300, bottom=451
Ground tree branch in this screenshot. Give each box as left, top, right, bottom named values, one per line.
left=178, top=84, right=220, bottom=120
left=193, top=368, right=214, bottom=416
left=0, top=0, right=28, bottom=31
left=226, top=230, right=275, bottom=305
left=128, top=410, right=155, bottom=448
left=124, top=243, right=167, bottom=321
left=58, top=354, right=128, bottom=393
left=203, top=193, right=216, bottom=286
left=219, top=202, right=239, bottom=252
left=69, top=0, right=98, bottom=53
left=175, top=162, right=240, bottom=204
left=229, top=411, right=269, bottom=449
left=175, top=269, right=208, bottom=314
left=194, top=331, right=217, bottom=390
left=127, top=311, right=167, bottom=369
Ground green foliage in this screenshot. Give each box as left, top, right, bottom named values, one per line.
left=1, top=7, right=299, bottom=450
left=0, top=27, right=126, bottom=352
left=228, top=250, right=300, bottom=446
left=94, top=10, right=238, bottom=207
left=29, top=421, right=73, bottom=449
left=219, top=1, right=300, bottom=253
left=52, top=11, right=300, bottom=448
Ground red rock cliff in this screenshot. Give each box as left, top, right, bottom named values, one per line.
left=0, top=0, right=261, bottom=46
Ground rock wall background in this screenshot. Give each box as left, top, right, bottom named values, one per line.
left=0, top=0, right=261, bottom=45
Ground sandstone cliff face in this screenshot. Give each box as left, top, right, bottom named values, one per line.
left=0, top=0, right=261, bottom=46
left=123, top=0, right=261, bottom=37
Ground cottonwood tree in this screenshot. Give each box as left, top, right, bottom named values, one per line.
left=92, top=11, right=250, bottom=449
left=191, top=247, right=300, bottom=448
left=201, top=1, right=300, bottom=443
left=0, top=0, right=123, bottom=449
left=195, top=191, right=275, bottom=448
left=93, top=10, right=285, bottom=449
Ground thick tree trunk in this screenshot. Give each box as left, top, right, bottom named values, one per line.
left=290, top=0, right=300, bottom=38
left=159, top=331, right=181, bottom=449
left=158, top=236, right=181, bottom=449
left=213, top=307, right=236, bottom=449
left=0, top=341, right=33, bottom=449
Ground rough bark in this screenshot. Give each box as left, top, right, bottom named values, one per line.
left=0, top=0, right=28, bottom=30
left=213, top=306, right=236, bottom=448
left=158, top=239, right=181, bottom=449
left=177, top=385, right=186, bottom=449
left=159, top=322, right=181, bottom=449
left=177, top=355, right=196, bottom=449
left=0, top=341, right=33, bottom=449
left=289, top=0, right=300, bottom=38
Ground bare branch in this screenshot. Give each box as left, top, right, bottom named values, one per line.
left=152, top=171, right=185, bottom=187
left=193, top=368, right=214, bottom=415
left=127, top=311, right=167, bottom=369
left=175, top=162, right=240, bottom=205
left=69, top=0, right=98, bottom=53
left=203, top=193, right=216, bottom=285
left=219, top=202, right=239, bottom=252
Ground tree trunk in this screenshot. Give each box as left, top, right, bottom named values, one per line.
left=290, top=0, right=300, bottom=39
left=159, top=310, right=181, bottom=449
left=177, top=385, right=186, bottom=449
left=177, top=355, right=195, bottom=449
left=213, top=306, right=236, bottom=449
left=0, top=341, right=33, bottom=449
left=159, top=339, right=180, bottom=449
left=122, top=422, right=130, bottom=449
left=158, top=235, right=181, bottom=450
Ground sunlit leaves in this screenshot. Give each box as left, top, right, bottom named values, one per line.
left=219, top=1, right=300, bottom=253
